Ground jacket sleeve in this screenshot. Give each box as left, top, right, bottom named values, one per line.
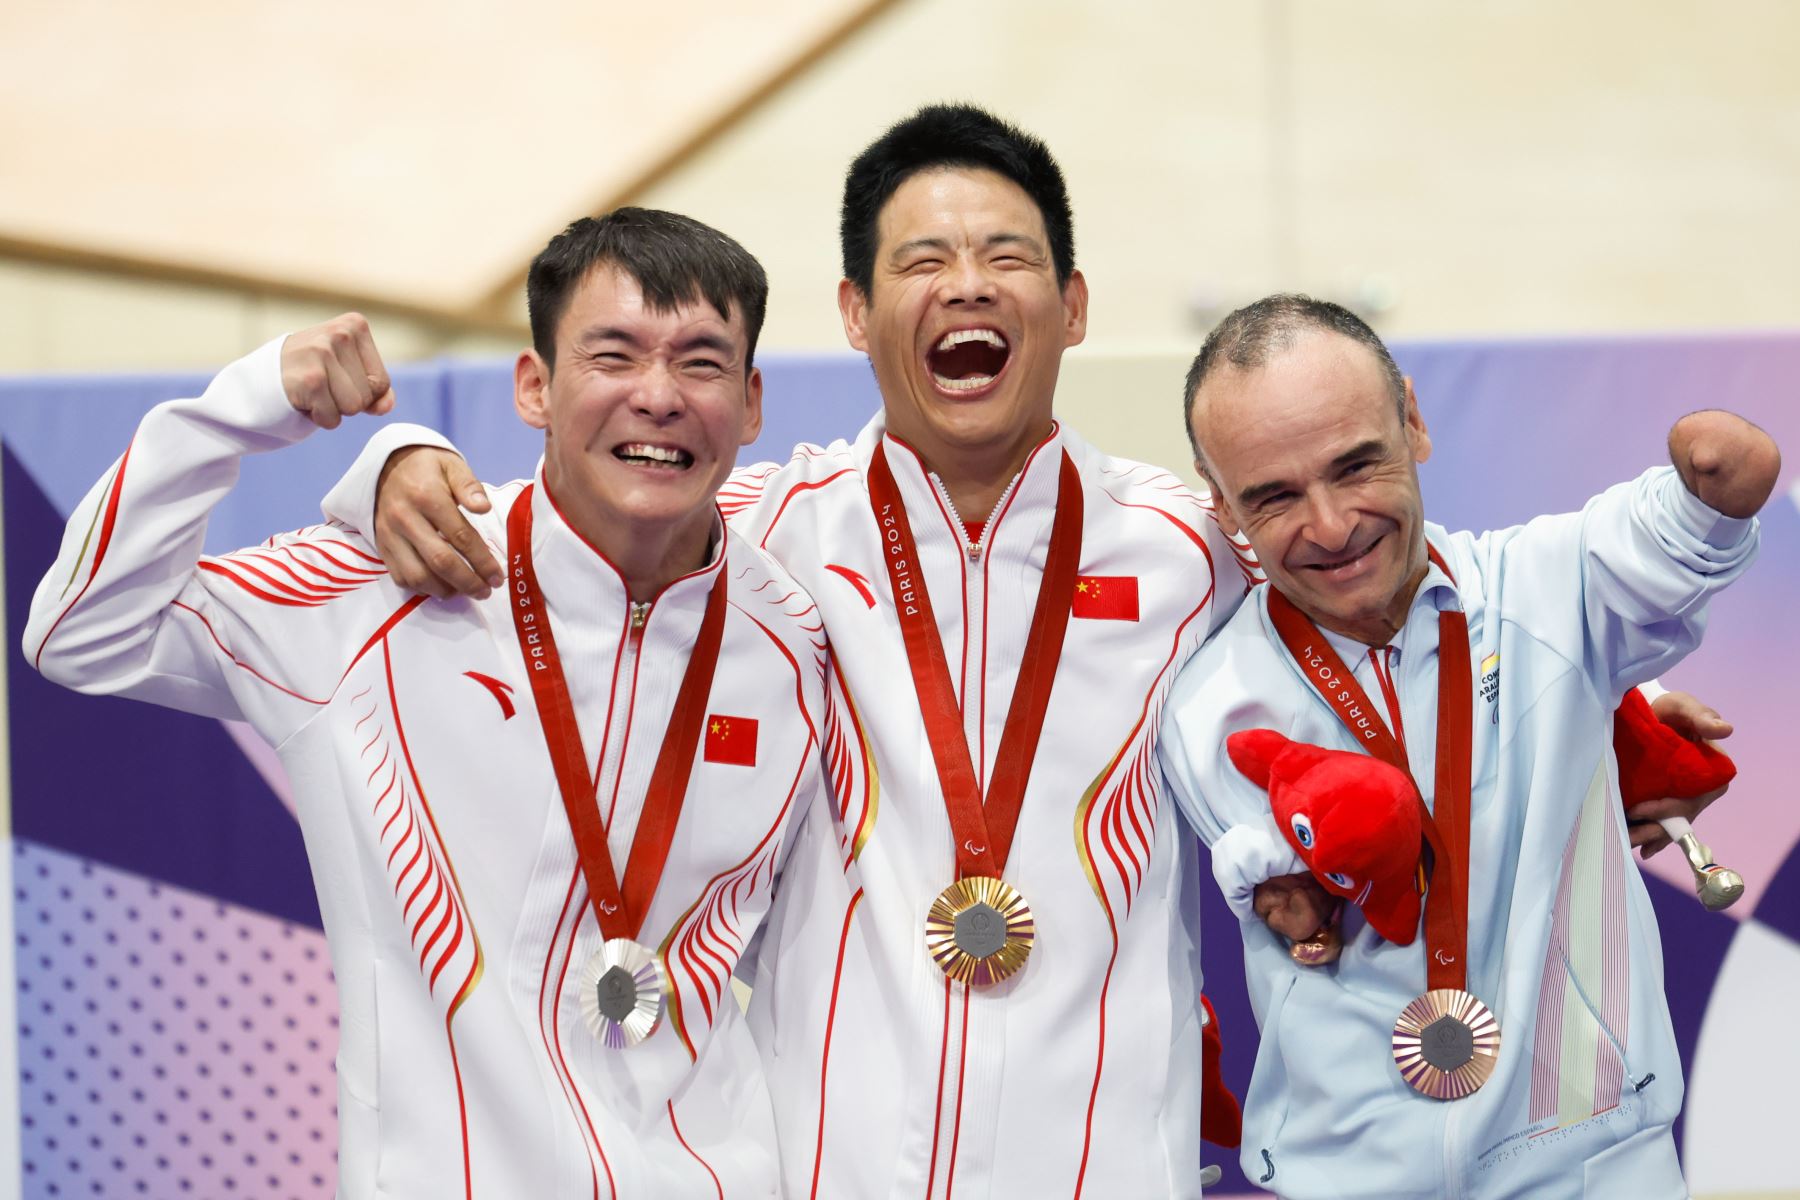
left=318, top=420, right=459, bottom=537
left=1497, top=465, right=1758, bottom=703
left=1159, top=640, right=1306, bottom=922
left=23, top=337, right=400, bottom=744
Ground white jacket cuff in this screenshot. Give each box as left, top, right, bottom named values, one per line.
left=215, top=335, right=320, bottom=449
left=319, top=421, right=458, bottom=535
left=1211, top=816, right=1306, bottom=924
left=1656, top=465, right=1756, bottom=552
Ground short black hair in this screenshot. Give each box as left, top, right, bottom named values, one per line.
left=526, top=207, right=769, bottom=371
left=840, top=103, right=1076, bottom=298
left=1182, top=294, right=1406, bottom=467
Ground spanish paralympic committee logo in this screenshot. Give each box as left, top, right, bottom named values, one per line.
left=1479, top=653, right=1500, bottom=722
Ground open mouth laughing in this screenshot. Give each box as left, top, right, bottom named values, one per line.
left=613, top=442, right=695, bottom=470
left=926, top=327, right=1010, bottom=396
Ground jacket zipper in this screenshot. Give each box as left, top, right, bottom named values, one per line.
left=931, top=472, right=1020, bottom=564
left=594, top=601, right=650, bottom=830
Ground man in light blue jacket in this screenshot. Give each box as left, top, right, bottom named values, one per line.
left=1160, top=294, right=1780, bottom=1199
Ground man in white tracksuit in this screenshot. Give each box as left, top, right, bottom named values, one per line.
left=1159, top=294, right=1779, bottom=1199
left=25, top=210, right=832, bottom=1197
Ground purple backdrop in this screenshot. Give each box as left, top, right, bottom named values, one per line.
left=3, top=333, right=1795, bottom=1197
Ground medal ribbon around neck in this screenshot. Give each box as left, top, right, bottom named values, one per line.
left=1264, top=544, right=1472, bottom=991
left=868, top=442, right=1083, bottom=986
left=866, top=443, right=1084, bottom=882
left=504, top=482, right=727, bottom=1043
left=1266, top=544, right=1498, bottom=1099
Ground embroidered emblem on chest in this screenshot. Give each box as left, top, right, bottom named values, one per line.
left=1479, top=653, right=1500, bottom=723
left=704, top=714, right=759, bottom=766
left=1072, top=575, right=1139, bottom=621
left=463, top=670, right=517, bottom=720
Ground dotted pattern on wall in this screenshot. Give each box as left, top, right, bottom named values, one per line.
left=13, top=840, right=339, bottom=1199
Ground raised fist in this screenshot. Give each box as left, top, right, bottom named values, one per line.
left=282, top=313, right=395, bottom=430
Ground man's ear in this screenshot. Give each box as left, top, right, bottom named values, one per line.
left=739, top=366, right=765, bottom=447
left=1061, top=268, right=1089, bottom=348
left=515, top=349, right=551, bottom=430
left=838, top=279, right=871, bottom=354
left=1403, top=377, right=1432, bottom=465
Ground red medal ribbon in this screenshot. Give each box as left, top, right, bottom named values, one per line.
left=1266, top=545, right=1473, bottom=991
left=506, top=483, right=729, bottom=941
left=866, top=443, right=1083, bottom=879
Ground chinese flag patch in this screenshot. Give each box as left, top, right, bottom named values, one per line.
left=1072, top=575, right=1139, bottom=621
left=704, top=714, right=758, bottom=766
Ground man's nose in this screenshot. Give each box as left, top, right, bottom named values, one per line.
left=633, top=364, right=686, bottom=420
left=942, top=254, right=997, bottom=307
left=1303, top=489, right=1356, bottom=552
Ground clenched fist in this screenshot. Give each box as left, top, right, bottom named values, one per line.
left=282, top=313, right=395, bottom=430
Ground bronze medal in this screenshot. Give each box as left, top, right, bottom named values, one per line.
left=925, top=876, right=1035, bottom=986
left=578, top=938, right=669, bottom=1049
left=1391, top=987, right=1501, bottom=1100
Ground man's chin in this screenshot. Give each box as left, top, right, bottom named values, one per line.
left=1282, top=578, right=1385, bottom=630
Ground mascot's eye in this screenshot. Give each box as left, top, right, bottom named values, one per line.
left=1324, top=871, right=1355, bottom=890
left=1289, top=813, right=1315, bottom=850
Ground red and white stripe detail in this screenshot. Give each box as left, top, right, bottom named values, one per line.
left=201, top=533, right=387, bottom=607
left=353, top=666, right=482, bottom=1010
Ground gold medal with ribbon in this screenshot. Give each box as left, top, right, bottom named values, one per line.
left=925, top=876, right=1036, bottom=986
left=867, top=443, right=1082, bottom=989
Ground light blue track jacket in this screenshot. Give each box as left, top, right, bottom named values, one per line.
left=1160, top=467, right=1758, bottom=1200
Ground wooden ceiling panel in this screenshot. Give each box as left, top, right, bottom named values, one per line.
left=0, top=0, right=892, bottom=316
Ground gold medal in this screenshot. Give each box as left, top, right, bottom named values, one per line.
left=1391, top=988, right=1501, bottom=1100
left=578, top=938, right=669, bottom=1049
left=925, top=876, right=1035, bottom=986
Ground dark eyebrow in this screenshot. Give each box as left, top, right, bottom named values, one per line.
left=1236, top=477, right=1294, bottom=508
left=672, top=332, right=737, bottom=358
left=576, top=325, right=643, bottom=350
left=890, top=236, right=952, bottom=262
left=984, top=232, right=1045, bottom=256
left=889, top=232, right=1047, bottom=262
left=575, top=327, right=739, bottom=361
left=1330, top=439, right=1386, bottom=469
left=1235, top=438, right=1388, bottom=507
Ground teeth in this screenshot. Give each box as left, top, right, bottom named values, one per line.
left=618, top=444, right=688, bottom=464
left=934, top=374, right=996, bottom=392
left=933, top=329, right=1008, bottom=352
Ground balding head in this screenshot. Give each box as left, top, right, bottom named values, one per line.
left=1183, top=294, right=1406, bottom=474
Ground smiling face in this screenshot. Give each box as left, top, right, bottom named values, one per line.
left=515, top=264, right=762, bottom=554
left=838, top=167, right=1087, bottom=485
left=1192, top=328, right=1433, bottom=644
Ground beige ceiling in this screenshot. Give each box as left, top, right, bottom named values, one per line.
left=0, top=0, right=892, bottom=324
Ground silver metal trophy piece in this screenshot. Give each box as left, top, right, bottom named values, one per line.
left=1658, top=815, right=1745, bottom=911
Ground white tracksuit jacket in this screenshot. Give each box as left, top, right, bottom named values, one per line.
left=332, top=415, right=1258, bottom=1198
left=1158, top=468, right=1758, bottom=1200
left=24, top=338, right=834, bottom=1199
